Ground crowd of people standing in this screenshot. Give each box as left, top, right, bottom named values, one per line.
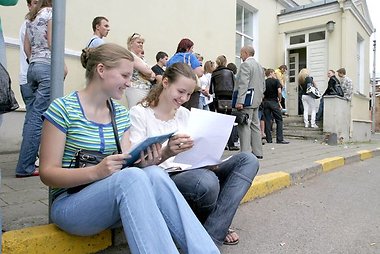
left=3, top=3, right=356, bottom=252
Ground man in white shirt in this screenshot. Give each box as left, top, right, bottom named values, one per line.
left=86, top=16, right=110, bottom=48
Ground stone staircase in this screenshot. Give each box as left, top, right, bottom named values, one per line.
left=283, top=115, right=325, bottom=141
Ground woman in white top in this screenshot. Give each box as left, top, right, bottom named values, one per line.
left=198, top=60, right=215, bottom=110
left=124, top=33, right=155, bottom=108
left=129, top=62, right=259, bottom=246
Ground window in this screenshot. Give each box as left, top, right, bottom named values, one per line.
left=290, top=34, right=305, bottom=45
left=309, top=31, right=325, bottom=42
left=357, top=34, right=365, bottom=94
left=235, top=3, right=256, bottom=66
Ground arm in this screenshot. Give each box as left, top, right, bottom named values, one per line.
left=0, top=0, right=18, bottom=6
left=39, top=120, right=127, bottom=188
left=133, top=55, right=155, bottom=81
left=193, top=66, right=204, bottom=77
left=235, top=62, right=250, bottom=109
left=24, top=32, right=31, bottom=61
left=47, top=19, right=52, bottom=49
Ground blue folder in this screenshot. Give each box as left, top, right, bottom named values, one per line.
left=231, top=88, right=254, bottom=108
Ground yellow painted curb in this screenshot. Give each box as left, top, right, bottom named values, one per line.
left=241, top=171, right=291, bottom=204
left=315, top=157, right=344, bottom=172
left=2, top=224, right=111, bottom=254
left=357, top=150, right=373, bottom=160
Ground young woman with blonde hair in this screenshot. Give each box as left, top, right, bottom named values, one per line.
left=39, top=43, right=219, bottom=254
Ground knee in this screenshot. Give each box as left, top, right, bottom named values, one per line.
left=113, top=167, right=149, bottom=189
left=236, top=152, right=259, bottom=178
left=195, top=171, right=220, bottom=206
left=143, top=165, right=171, bottom=184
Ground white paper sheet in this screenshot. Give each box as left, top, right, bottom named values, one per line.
left=173, top=108, right=236, bottom=169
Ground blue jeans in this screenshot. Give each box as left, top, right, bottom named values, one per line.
left=20, top=82, right=35, bottom=134
left=170, top=152, right=259, bottom=245
left=51, top=166, right=220, bottom=254
left=16, top=62, right=51, bottom=176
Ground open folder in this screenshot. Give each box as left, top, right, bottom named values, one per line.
left=124, top=132, right=175, bottom=166
left=172, top=108, right=236, bottom=170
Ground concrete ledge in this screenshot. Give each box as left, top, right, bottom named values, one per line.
left=2, top=224, right=111, bottom=254
left=344, top=153, right=361, bottom=165
left=241, top=171, right=291, bottom=204
left=357, top=150, right=373, bottom=160
left=290, top=164, right=322, bottom=184
left=315, top=156, right=345, bottom=172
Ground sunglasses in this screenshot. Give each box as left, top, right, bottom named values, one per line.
left=130, top=33, right=141, bottom=39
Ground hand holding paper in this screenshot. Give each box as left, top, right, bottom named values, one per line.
left=173, top=108, right=236, bottom=169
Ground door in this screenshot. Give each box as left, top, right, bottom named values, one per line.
left=287, top=53, right=299, bottom=115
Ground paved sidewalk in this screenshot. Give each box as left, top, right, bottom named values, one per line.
left=1, top=134, right=380, bottom=252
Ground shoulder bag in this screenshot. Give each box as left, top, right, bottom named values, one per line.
left=66, top=99, right=123, bottom=194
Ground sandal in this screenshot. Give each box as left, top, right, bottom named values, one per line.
left=223, top=228, right=239, bottom=245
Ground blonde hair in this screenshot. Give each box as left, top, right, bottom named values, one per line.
left=298, top=68, right=310, bottom=85
left=127, top=33, right=145, bottom=50
left=203, top=60, right=215, bottom=74
left=81, top=43, right=134, bottom=82
left=215, top=55, right=227, bottom=67
left=142, top=63, right=197, bottom=107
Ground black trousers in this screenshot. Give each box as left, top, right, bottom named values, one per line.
left=263, top=100, right=284, bottom=142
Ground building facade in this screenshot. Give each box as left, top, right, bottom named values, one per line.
left=0, top=0, right=375, bottom=152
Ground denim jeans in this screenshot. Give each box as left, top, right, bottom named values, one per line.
left=51, top=166, right=220, bottom=254
left=170, top=152, right=259, bottom=245
left=20, top=82, right=35, bottom=134
left=16, top=62, right=51, bottom=176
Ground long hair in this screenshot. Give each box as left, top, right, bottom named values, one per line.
left=176, top=38, right=194, bottom=53
left=141, top=62, right=197, bottom=107
left=298, top=68, right=310, bottom=85
left=80, top=43, right=134, bottom=83
left=26, top=0, right=52, bottom=21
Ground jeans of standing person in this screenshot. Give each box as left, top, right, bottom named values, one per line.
left=227, top=125, right=239, bottom=148
left=16, top=62, right=51, bottom=176
left=20, top=82, right=35, bottom=135
left=51, top=166, right=220, bottom=254
left=302, top=94, right=317, bottom=127
left=236, top=108, right=263, bottom=157
left=170, top=152, right=259, bottom=245
left=263, top=100, right=284, bottom=142
left=199, top=96, right=210, bottom=111
left=316, top=96, right=324, bottom=122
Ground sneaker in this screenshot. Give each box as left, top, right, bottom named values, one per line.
left=305, top=123, right=309, bottom=128
left=311, top=124, right=319, bottom=128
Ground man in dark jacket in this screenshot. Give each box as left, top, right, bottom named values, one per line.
left=263, top=69, right=289, bottom=144
left=316, top=69, right=341, bottom=121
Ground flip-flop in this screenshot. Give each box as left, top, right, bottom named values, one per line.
left=223, top=228, right=239, bottom=245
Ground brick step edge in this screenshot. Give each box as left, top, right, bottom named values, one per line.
left=2, top=149, right=379, bottom=254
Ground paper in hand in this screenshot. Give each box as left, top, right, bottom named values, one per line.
left=173, top=108, right=235, bottom=169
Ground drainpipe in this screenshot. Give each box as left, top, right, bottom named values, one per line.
left=49, top=0, right=66, bottom=223
left=371, top=30, right=377, bottom=133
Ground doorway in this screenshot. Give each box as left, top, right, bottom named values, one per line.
left=287, top=48, right=306, bottom=115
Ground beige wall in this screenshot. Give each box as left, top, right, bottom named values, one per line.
left=2, top=0, right=239, bottom=109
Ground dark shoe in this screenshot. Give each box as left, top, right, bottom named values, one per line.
left=266, top=140, right=273, bottom=143
left=256, top=155, right=263, bottom=159
left=228, top=146, right=240, bottom=151
left=276, top=140, right=290, bottom=144
left=16, top=170, right=39, bottom=178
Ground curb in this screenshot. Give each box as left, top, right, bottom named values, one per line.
left=2, top=147, right=379, bottom=253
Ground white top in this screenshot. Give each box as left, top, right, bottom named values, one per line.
left=129, top=104, right=190, bottom=169
left=86, top=35, right=105, bottom=48
left=199, top=73, right=211, bottom=98
left=26, top=7, right=53, bottom=64
left=19, top=20, right=28, bottom=85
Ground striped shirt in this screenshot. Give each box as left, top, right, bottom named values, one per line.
left=43, top=91, right=130, bottom=198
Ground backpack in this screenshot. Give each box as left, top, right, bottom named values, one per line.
left=0, top=63, right=19, bottom=114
